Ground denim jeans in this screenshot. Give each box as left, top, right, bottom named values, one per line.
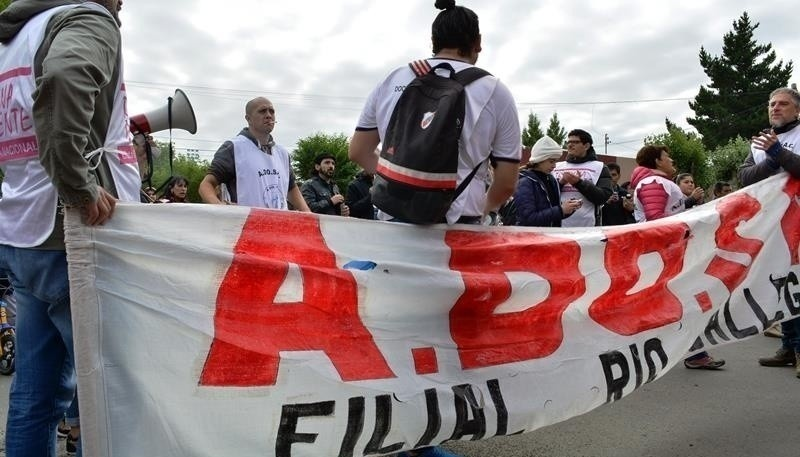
left=781, top=316, right=800, bottom=352
left=0, top=245, right=76, bottom=457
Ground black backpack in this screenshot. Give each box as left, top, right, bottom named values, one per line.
left=371, top=60, right=490, bottom=224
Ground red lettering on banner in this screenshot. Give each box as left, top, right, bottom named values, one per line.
left=705, top=194, right=763, bottom=292
left=590, top=221, right=689, bottom=335
left=200, top=210, right=394, bottom=387
left=781, top=177, right=800, bottom=264
left=447, top=231, right=584, bottom=369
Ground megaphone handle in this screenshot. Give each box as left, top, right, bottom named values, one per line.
left=166, top=96, right=174, bottom=177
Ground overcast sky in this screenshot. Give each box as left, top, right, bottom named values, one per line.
left=120, top=0, right=799, bottom=161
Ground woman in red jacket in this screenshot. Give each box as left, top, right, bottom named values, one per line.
left=630, top=145, right=725, bottom=370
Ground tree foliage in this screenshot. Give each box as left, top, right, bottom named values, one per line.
left=146, top=142, right=209, bottom=203
left=707, top=137, right=750, bottom=186
left=644, top=119, right=712, bottom=189
left=292, top=132, right=358, bottom=195
left=521, top=112, right=544, bottom=148
left=546, top=112, right=567, bottom=145
left=0, top=0, right=10, bottom=13
left=687, top=12, right=793, bottom=150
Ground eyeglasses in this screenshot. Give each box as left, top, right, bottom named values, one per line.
left=566, top=140, right=583, bottom=145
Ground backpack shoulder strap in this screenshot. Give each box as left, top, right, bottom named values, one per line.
left=408, top=60, right=433, bottom=77
left=453, top=66, right=492, bottom=86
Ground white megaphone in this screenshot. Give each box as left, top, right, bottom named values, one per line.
left=129, top=88, right=197, bottom=135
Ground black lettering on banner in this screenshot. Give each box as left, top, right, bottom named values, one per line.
left=363, top=394, right=403, bottom=455
left=449, top=384, right=486, bottom=441
left=702, top=310, right=730, bottom=345
left=629, top=344, right=644, bottom=389
left=486, top=379, right=509, bottom=437
left=743, top=287, right=784, bottom=330
left=642, top=338, right=668, bottom=384
left=784, top=272, right=800, bottom=316
left=413, top=388, right=441, bottom=449
left=275, top=401, right=334, bottom=457
left=338, top=397, right=365, bottom=457
left=689, top=336, right=704, bottom=352
left=599, top=351, right=629, bottom=403
left=723, top=298, right=760, bottom=340
left=601, top=338, right=668, bottom=403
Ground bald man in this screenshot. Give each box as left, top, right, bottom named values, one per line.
left=199, top=97, right=309, bottom=211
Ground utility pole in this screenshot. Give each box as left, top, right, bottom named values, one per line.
left=604, top=133, right=610, bottom=156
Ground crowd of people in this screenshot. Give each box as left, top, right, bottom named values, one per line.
left=0, top=0, right=798, bottom=456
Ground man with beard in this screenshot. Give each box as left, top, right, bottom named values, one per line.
left=301, top=152, right=350, bottom=216
left=740, top=86, right=800, bottom=379
left=0, top=1, right=141, bottom=454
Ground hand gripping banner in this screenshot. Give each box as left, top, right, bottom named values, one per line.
left=65, top=173, right=800, bottom=457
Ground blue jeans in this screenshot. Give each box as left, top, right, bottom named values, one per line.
left=0, top=246, right=76, bottom=457
left=781, top=317, right=800, bottom=352
left=65, top=395, right=82, bottom=457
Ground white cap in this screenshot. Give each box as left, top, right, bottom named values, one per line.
left=529, top=136, right=564, bottom=163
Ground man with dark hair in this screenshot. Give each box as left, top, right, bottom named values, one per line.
left=348, top=0, right=520, bottom=226
left=712, top=181, right=733, bottom=199
left=198, top=97, right=310, bottom=212
left=553, top=129, right=613, bottom=227
left=0, top=1, right=142, bottom=454
left=348, top=1, right=515, bottom=456
left=601, top=162, right=634, bottom=225
left=740, top=86, right=800, bottom=378
left=301, top=153, right=350, bottom=216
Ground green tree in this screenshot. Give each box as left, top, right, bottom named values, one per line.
left=708, top=137, right=750, bottom=186
left=546, top=112, right=567, bottom=145
left=688, top=12, right=793, bottom=150
left=644, top=119, right=712, bottom=189
left=292, top=132, right=357, bottom=196
left=0, top=0, right=10, bottom=13
left=521, top=112, right=544, bottom=148
left=148, top=142, right=209, bottom=203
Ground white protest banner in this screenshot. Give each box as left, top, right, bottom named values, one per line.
left=65, top=173, right=800, bottom=457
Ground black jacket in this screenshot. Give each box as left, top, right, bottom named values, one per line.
left=301, top=175, right=343, bottom=215
left=346, top=173, right=374, bottom=220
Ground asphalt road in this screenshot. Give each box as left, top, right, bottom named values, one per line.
left=0, top=334, right=796, bottom=457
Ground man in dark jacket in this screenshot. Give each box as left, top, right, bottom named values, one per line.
left=739, top=86, right=800, bottom=378
left=346, top=170, right=375, bottom=219
left=601, top=162, right=635, bottom=225
left=301, top=152, right=350, bottom=216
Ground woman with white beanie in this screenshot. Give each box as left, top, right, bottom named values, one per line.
left=512, top=136, right=582, bottom=226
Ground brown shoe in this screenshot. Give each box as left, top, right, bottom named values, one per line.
left=758, top=347, right=797, bottom=367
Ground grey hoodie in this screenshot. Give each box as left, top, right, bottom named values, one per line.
left=0, top=0, right=123, bottom=248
